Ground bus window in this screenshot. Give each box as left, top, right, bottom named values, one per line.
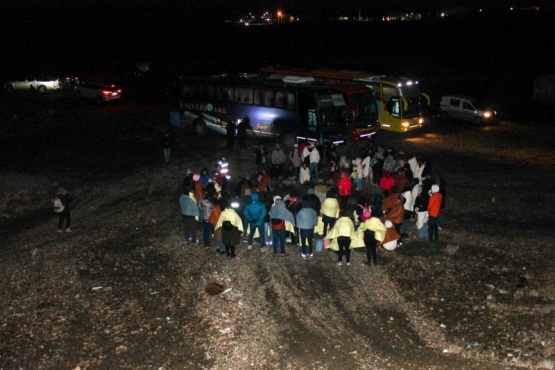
left=382, top=85, right=398, bottom=104
left=199, top=84, right=214, bottom=100
left=286, top=92, right=296, bottom=110
left=234, top=87, right=253, bottom=104
left=275, top=91, right=286, bottom=108
left=182, top=83, right=198, bottom=99
left=254, top=89, right=264, bottom=106
left=265, top=91, right=275, bottom=107
left=389, top=97, right=401, bottom=118
left=223, top=86, right=233, bottom=102
left=308, top=110, right=317, bottom=132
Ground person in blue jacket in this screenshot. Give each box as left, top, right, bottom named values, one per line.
left=296, top=199, right=319, bottom=259
left=244, top=192, right=267, bottom=250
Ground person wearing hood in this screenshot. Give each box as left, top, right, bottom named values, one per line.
left=199, top=167, right=211, bottom=186
left=337, top=171, right=352, bottom=210
left=244, top=192, right=268, bottom=250
left=427, top=184, right=443, bottom=242
left=325, top=215, right=356, bottom=266
left=296, top=199, right=318, bottom=259
left=180, top=188, right=200, bottom=243
left=357, top=215, right=387, bottom=266
left=361, top=150, right=373, bottom=184
left=214, top=199, right=244, bottom=257
left=270, top=197, right=296, bottom=257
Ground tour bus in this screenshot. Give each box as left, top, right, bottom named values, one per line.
left=168, top=74, right=351, bottom=149
left=259, top=66, right=431, bottom=133
left=264, top=74, right=379, bottom=142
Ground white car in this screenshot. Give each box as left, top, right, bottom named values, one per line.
left=75, top=81, right=122, bottom=104
left=439, top=95, right=496, bottom=124
left=3, top=76, right=61, bottom=93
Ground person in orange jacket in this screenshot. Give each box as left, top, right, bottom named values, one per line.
left=427, top=184, right=443, bottom=242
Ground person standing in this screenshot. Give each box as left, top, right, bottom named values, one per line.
left=215, top=200, right=244, bottom=258
left=427, top=184, right=443, bottom=242
left=162, top=131, right=172, bottom=165
left=307, top=144, right=321, bottom=179
left=357, top=216, right=387, bottom=266
left=289, top=143, right=303, bottom=179
left=179, top=188, right=200, bottom=243
left=321, top=190, right=340, bottom=236
left=296, top=200, right=318, bottom=259
left=337, top=171, right=352, bottom=210
left=54, top=187, right=73, bottom=233
left=325, top=215, right=356, bottom=266
left=237, top=117, right=249, bottom=149
left=269, top=198, right=296, bottom=257
left=255, top=142, right=268, bottom=172
left=226, top=120, right=236, bottom=150
left=244, top=192, right=267, bottom=250
left=299, top=162, right=311, bottom=185
left=200, top=192, right=216, bottom=248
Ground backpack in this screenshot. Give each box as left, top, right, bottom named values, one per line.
left=53, top=197, right=64, bottom=213
left=357, top=204, right=371, bottom=222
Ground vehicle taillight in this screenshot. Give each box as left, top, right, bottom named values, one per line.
left=102, top=90, right=113, bottom=95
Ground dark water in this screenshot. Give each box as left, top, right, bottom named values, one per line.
left=1, top=9, right=554, bottom=110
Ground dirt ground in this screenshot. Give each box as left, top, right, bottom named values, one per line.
left=1, top=92, right=555, bottom=370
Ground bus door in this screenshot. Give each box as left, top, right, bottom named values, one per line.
left=379, top=84, right=401, bottom=129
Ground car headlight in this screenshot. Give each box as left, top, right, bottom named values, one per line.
left=484, top=111, right=492, bottom=118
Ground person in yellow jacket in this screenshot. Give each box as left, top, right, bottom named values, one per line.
left=356, top=216, right=387, bottom=266
left=320, top=190, right=340, bottom=236
left=325, top=216, right=356, bottom=266
left=214, top=200, right=244, bottom=251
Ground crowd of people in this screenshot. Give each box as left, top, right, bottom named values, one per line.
left=179, top=140, right=445, bottom=266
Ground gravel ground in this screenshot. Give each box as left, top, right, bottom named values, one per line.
left=1, top=94, right=554, bottom=369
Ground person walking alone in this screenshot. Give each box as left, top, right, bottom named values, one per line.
left=54, top=187, right=73, bottom=233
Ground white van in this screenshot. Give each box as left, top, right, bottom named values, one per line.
left=439, top=96, right=496, bottom=124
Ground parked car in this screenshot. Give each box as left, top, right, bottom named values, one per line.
left=75, top=81, right=122, bottom=104
left=439, top=96, right=496, bottom=124
left=3, top=76, right=61, bottom=93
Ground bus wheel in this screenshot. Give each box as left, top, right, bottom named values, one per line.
left=281, top=133, right=296, bottom=150
left=193, top=119, right=207, bottom=137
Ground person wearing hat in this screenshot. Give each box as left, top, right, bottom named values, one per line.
left=427, top=184, right=443, bottom=243
left=55, top=187, right=73, bottom=233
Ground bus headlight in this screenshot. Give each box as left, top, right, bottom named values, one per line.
left=484, top=111, right=492, bottom=118
left=418, top=117, right=424, bottom=124
left=401, top=121, right=410, bottom=128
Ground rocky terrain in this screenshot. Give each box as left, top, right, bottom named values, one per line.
left=1, top=94, right=555, bottom=369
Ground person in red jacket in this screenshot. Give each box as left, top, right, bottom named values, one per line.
left=379, top=170, right=395, bottom=195
left=427, top=184, right=443, bottom=242
left=337, top=171, right=352, bottom=210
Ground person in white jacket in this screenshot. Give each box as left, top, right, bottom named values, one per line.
left=299, top=162, right=311, bottom=185
left=307, top=144, right=321, bottom=178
